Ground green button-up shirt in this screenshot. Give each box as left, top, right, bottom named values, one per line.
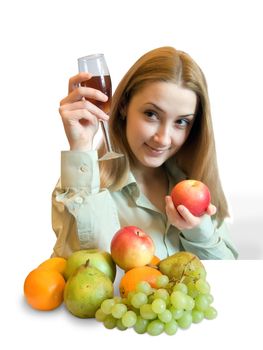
left=51, top=151, right=238, bottom=260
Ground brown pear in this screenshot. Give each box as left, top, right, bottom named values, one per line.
left=159, top=251, right=206, bottom=282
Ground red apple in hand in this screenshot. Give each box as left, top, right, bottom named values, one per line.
left=171, top=179, right=211, bottom=217
left=110, top=226, right=155, bottom=271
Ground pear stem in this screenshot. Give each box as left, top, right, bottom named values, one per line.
left=85, top=259, right=90, bottom=267
left=179, top=256, right=197, bottom=283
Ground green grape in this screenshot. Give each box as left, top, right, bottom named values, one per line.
left=187, top=281, right=199, bottom=298
left=95, top=308, right=107, bottom=322
left=191, top=309, right=204, bottom=323
left=184, top=295, right=195, bottom=311
left=182, top=276, right=193, bottom=285
left=140, top=304, right=157, bottom=320
left=121, top=310, right=137, bottom=328
left=127, top=291, right=136, bottom=304
left=131, top=292, right=148, bottom=309
left=148, top=294, right=155, bottom=304
left=154, top=289, right=170, bottom=305
left=195, top=279, right=210, bottom=294
left=158, top=309, right=172, bottom=323
left=111, top=303, right=127, bottom=319
left=156, top=275, right=169, bottom=288
left=170, top=291, right=187, bottom=310
left=113, top=296, right=122, bottom=304
left=131, top=306, right=141, bottom=315
left=151, top=298, right=166, bottom=314
left=164, top=320, right=178, bottom=335
left=134, top=315, right=149, bottom=334
left=136, top=281, right=153, bottom=295
left=121, top=297, right=128, bottom=305
left=169, top=306, right=184, bottom=320
left=188, top=267, right=206, bottom=280
left=147, top=319, right=164, bottom=336
left=100, top=298, right=115, bottom=315
left=206, top=294, right=214, bottom=304
left=204, top=306, right=218, bottom=320
left=103, top=314, right=117, bottom=329
left=116, top=318, right=128, bottom=331
left=177, top=311, right=192, bottom=329
left=195, top=294, right=209, bottom=312
left=173, top=282, right=188, bottom=294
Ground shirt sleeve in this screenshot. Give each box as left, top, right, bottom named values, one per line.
left=179, top=216, right=239, bottom=259
left=51, top=151, right=120, bottom=258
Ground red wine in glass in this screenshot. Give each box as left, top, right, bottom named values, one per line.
left=78, top=54, right=123, bottom=160
left=80, top=75, right=112, bottom=113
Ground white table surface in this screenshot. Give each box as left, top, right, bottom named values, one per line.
left=3, top=260, right=263, bottom=350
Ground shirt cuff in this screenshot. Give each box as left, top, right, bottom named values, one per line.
left=181, top=215, right=215, bottom=243
left=61, top=150, right=100, bottom=193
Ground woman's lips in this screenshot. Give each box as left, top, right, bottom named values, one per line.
left=145, top=143, right=169, bottom=155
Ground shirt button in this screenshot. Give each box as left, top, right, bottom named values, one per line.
left=74, top=196, right=83, bottom=204
left=80, top=165, right=89, bottom=172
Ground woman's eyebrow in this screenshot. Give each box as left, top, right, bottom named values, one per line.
left=144, top=102, right=165, bottom=113
left=144, top=102, right=196, bottom=118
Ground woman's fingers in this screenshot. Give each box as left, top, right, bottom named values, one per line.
left=60, top=86, right=108, bottom=106
left=61, top=108, right=98, bottom=125
left=206, top=203, right=217, bottom=216
left=59, top=99, right=109, bottom=121
left=165, top=196, right=189, bottom=228
left=165, top=196, right=202, bottom=230
left=68, top=72, right=92, bottom=93
left=177, top=205, right=200, bottom=227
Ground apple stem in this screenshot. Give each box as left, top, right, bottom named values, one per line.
left=85, top=259, right=90, bottom=267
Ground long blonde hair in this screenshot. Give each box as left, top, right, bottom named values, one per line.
left=98, top=46, right=229, bottom=222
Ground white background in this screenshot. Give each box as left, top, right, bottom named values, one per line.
left=0, top=0, right=262, bottom=348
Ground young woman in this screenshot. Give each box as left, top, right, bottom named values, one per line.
left=52, top=46, right=238, bottom=260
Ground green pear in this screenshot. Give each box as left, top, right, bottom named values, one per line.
left=64, top=249, right=116, bottom=282
left=159, top=251, right=206, bottom=282
left=64, top=261, right=114, bottom=318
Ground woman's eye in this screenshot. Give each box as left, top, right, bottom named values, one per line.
left=144, top=110, right=158, bottom=119
left=176, top=118, right=190, bottom=128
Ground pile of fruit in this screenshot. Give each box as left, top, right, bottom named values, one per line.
left=24, top=228, right=217, bottom=336
left=23, top=180, right=217, bottom=336
left=95, top=248, right=217, bottom=335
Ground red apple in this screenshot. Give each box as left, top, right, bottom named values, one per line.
left=171, top=179, right=211, bottom=217
left=110, top=226, right=155, bottom=271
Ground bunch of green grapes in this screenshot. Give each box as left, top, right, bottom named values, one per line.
left=95, top=273, right=217, bottom=336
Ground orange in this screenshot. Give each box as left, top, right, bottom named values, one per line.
left=149, top=255, right=161, bottom=266
left=119, top=266, right=163, bottom=298
left=38, top=257, right=67, bottom=275
left=24, top=268, right=65, bottom=311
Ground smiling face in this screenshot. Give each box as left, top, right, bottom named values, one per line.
left=125, top=81, right=197, bottom=171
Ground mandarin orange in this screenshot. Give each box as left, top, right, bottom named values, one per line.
left=38, top=257, right=67, bottom=275
left=119, top=266, right=162, bottom=298
left=24, top=268, right=65, bottom=311
left=149, top=255, right=161, bottom=266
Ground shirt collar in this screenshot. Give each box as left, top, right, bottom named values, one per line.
left=164, top=157, right=187, bottom=191
left=121, top=157, right=186, bottom=212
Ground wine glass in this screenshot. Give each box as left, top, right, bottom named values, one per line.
left=77, top=53, right=124, bottom=160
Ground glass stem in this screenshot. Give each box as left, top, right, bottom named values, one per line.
left=100, top=120, right=113, bottom=152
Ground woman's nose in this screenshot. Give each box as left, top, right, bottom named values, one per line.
left=153, top=125, right=171, bottom=146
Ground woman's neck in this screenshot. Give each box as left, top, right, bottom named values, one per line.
left=131, top=165, right=165, bottom=184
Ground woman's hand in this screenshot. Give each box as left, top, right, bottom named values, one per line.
left=165, top=195, right=217, bottom=231
left=59, top=72, right=109, bottom=151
